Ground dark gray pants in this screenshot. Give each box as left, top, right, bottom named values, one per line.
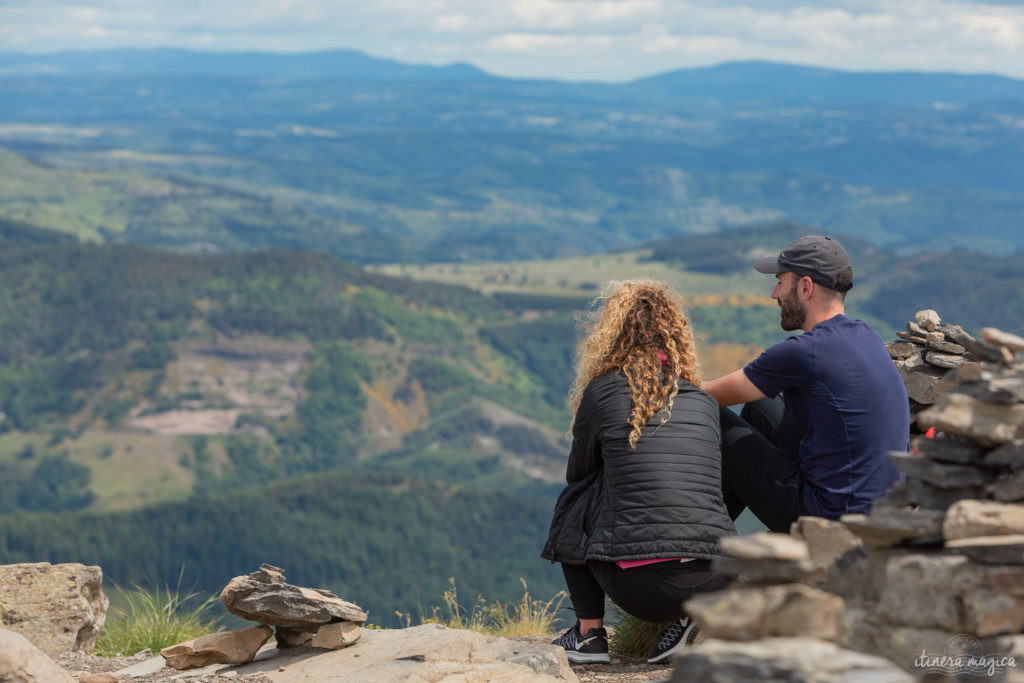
left=720, top=397, right=805, bottom=533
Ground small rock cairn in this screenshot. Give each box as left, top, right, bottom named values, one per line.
left=673, top=312, right=1024, bottom=681
left=161, top=564, right=367, bottom=670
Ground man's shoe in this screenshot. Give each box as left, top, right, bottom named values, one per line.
left=551, top=622, right=611, bottom=663
left=645, top=617, right=703, bottom=663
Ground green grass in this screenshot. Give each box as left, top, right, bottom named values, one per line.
left=404, top=577, right=567, bottom=637
left=608, top=612, right=667, bottom=658
left=95, top=577, right=221, bottom=657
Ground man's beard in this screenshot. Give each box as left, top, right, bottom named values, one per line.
left=779, top=282, right=807, bottom=331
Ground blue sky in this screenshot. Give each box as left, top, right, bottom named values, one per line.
left=2, top=0, right=1024, bottom=81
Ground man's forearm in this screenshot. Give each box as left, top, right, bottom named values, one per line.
left=704, top=368, right=767, bottom=407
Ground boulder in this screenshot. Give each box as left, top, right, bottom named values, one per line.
left=160, top=624, right=273, bottom=670
left=789, top=516, right=862, bottom=573
left=220, top=564, right=366, bottom=629
left=310, top=621, right=361, bottom=650
left=943, top=499, right=1024, bottom=540
left=0, top=562, right=108, bottom=656
left=231, top=623, right=576, bottom=681
left=684, top=583, right=844, bottom=642
left=670, top=637, right=913, bottom=682
left=918, top=393, right=1024, bottom=445
left=0, top=628, right=76, bottom=682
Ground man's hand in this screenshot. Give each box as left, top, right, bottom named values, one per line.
left=704, top=369, right=766, bottom=407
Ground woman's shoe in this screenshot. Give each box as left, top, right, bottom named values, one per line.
left=646, top=617, right=703, bottom=663
left=551, top=621, right=611, bottom=663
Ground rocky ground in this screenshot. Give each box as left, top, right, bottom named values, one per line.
left=56, top=636, right=671, bottom=683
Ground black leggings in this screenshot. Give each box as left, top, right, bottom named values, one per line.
left=720, top=397, right=806, bottom=533
left=561, top=559, right=729, bottom=623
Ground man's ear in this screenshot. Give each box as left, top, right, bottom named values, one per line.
left=799, top=275, right=814, bottom=299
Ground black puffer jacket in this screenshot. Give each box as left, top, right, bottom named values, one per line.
left=542, top=370, right=736, bottom=564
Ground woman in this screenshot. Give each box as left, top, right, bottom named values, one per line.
left=541, top=279, right=735, bottom=664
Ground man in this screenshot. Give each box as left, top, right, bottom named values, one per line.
left=704, top=235, right=907, bottom=532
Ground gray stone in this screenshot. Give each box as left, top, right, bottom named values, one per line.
left=916, top=309, right=942, bottom=332
left=897, top=364, right=960, bottom=404
left=711, top=556, right=815, bottom=583
left=919, top=393, right=1024, bottom=445
left=965, top=376, right=1024, bottom=404
left=825, top=545, right=898, bottom=607
left=310, top=621, right=361, bottom=650
left=926, top=340, right=966, bottom=355
left=943, top=499, right=1024, bottom=540
left=953, top=361, right=990, bottom=383
left=982, top=327, right=1024, bottom=353
left=947, top=535, right=1024, bottom=564
left=110, top=654, right=168, bottom=678
left=877, top=479, right=986, bottom=510
left=719, top=532, right=809, bottom=561
left=275, top=628, right=314, bottom=649
left=906, top=321, right=929, bottom=338
left=0, top=562, right=108, bottom=656
left=895, top=331, right=926, bottom=345
left=893, top=352, right=925, bottom=371
left=918, top=434, right=986, bottom=465
left=161, top=625, right=273, bottom=670
left=231, top=623, right=576, bottom=682
left=670, top=637, right=913, bottom=683
left=789, top=516, right=862, bottom=573
left=887, top=341, right=920, bottom=360
left=888, top=450, right=998, bottom=488
left=877, top=553, right=1024, bottom=636
left=925, top=351, right=966, bottom=369
left=220, top=566, right=366, bottom=629
left=684, top=583, right=844, bottom=642
left=0, top=628, right=76, bottom=682
left=841, top=609, right=1023, bottom=677
left=841, top=507, right=945, bottom=546
left=988, top=474, right=1024, bottom=502
left=985, top=440, right=1024, bottom=469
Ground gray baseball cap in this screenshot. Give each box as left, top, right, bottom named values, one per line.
left=753, top=235, right=853, bottom=292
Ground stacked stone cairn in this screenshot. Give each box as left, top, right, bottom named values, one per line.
left=160, top=563, right=366, bottom=670
left=672, top=312, right=1024, bottom=681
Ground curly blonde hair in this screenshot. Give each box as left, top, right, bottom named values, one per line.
left=570, top=279, right=703, bottom=449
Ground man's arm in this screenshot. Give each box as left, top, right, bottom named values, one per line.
left=704, top=368, right=766, bottom=407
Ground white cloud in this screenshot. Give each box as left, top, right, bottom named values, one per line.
left=0, top=0, right=1023, bottom=81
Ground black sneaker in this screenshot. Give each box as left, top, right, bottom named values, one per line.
left=551, top=622, right=611, bottom=663
left=645, top=617, right=703, bottom=663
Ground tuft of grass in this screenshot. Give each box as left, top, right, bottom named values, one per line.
left=94, top=575, right=221, bottom=657
left=418, top=577, right=567, bottom=637
left=608, top=612, right=667, bottom=658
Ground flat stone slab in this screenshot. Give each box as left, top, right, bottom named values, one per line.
left=946, top=534, right=1024, bottom=565
left=220, top=565, right=366, bottom=629
left=919, top=393, right=1024, bottom=445
left=889, top=451, right=997, bottom=489
left=720, top=532, right=810, bottom=561
left=231, top=624, right=576, bottom=682
left=670, top=637, right=913, bottom=683
left=841, top=507, right=945, bottom=546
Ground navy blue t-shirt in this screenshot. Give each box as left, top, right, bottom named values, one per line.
left=743, top=314, right=907, bottom=519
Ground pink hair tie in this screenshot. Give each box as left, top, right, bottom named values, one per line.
left=658, top=350, right=668, bottom=366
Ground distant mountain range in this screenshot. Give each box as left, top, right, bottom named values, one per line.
left=3, top=49, right=1023, bottom=104
left=1, top=48, right=1023, bottom=260
left=0, top=48, right=489, bottom=81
